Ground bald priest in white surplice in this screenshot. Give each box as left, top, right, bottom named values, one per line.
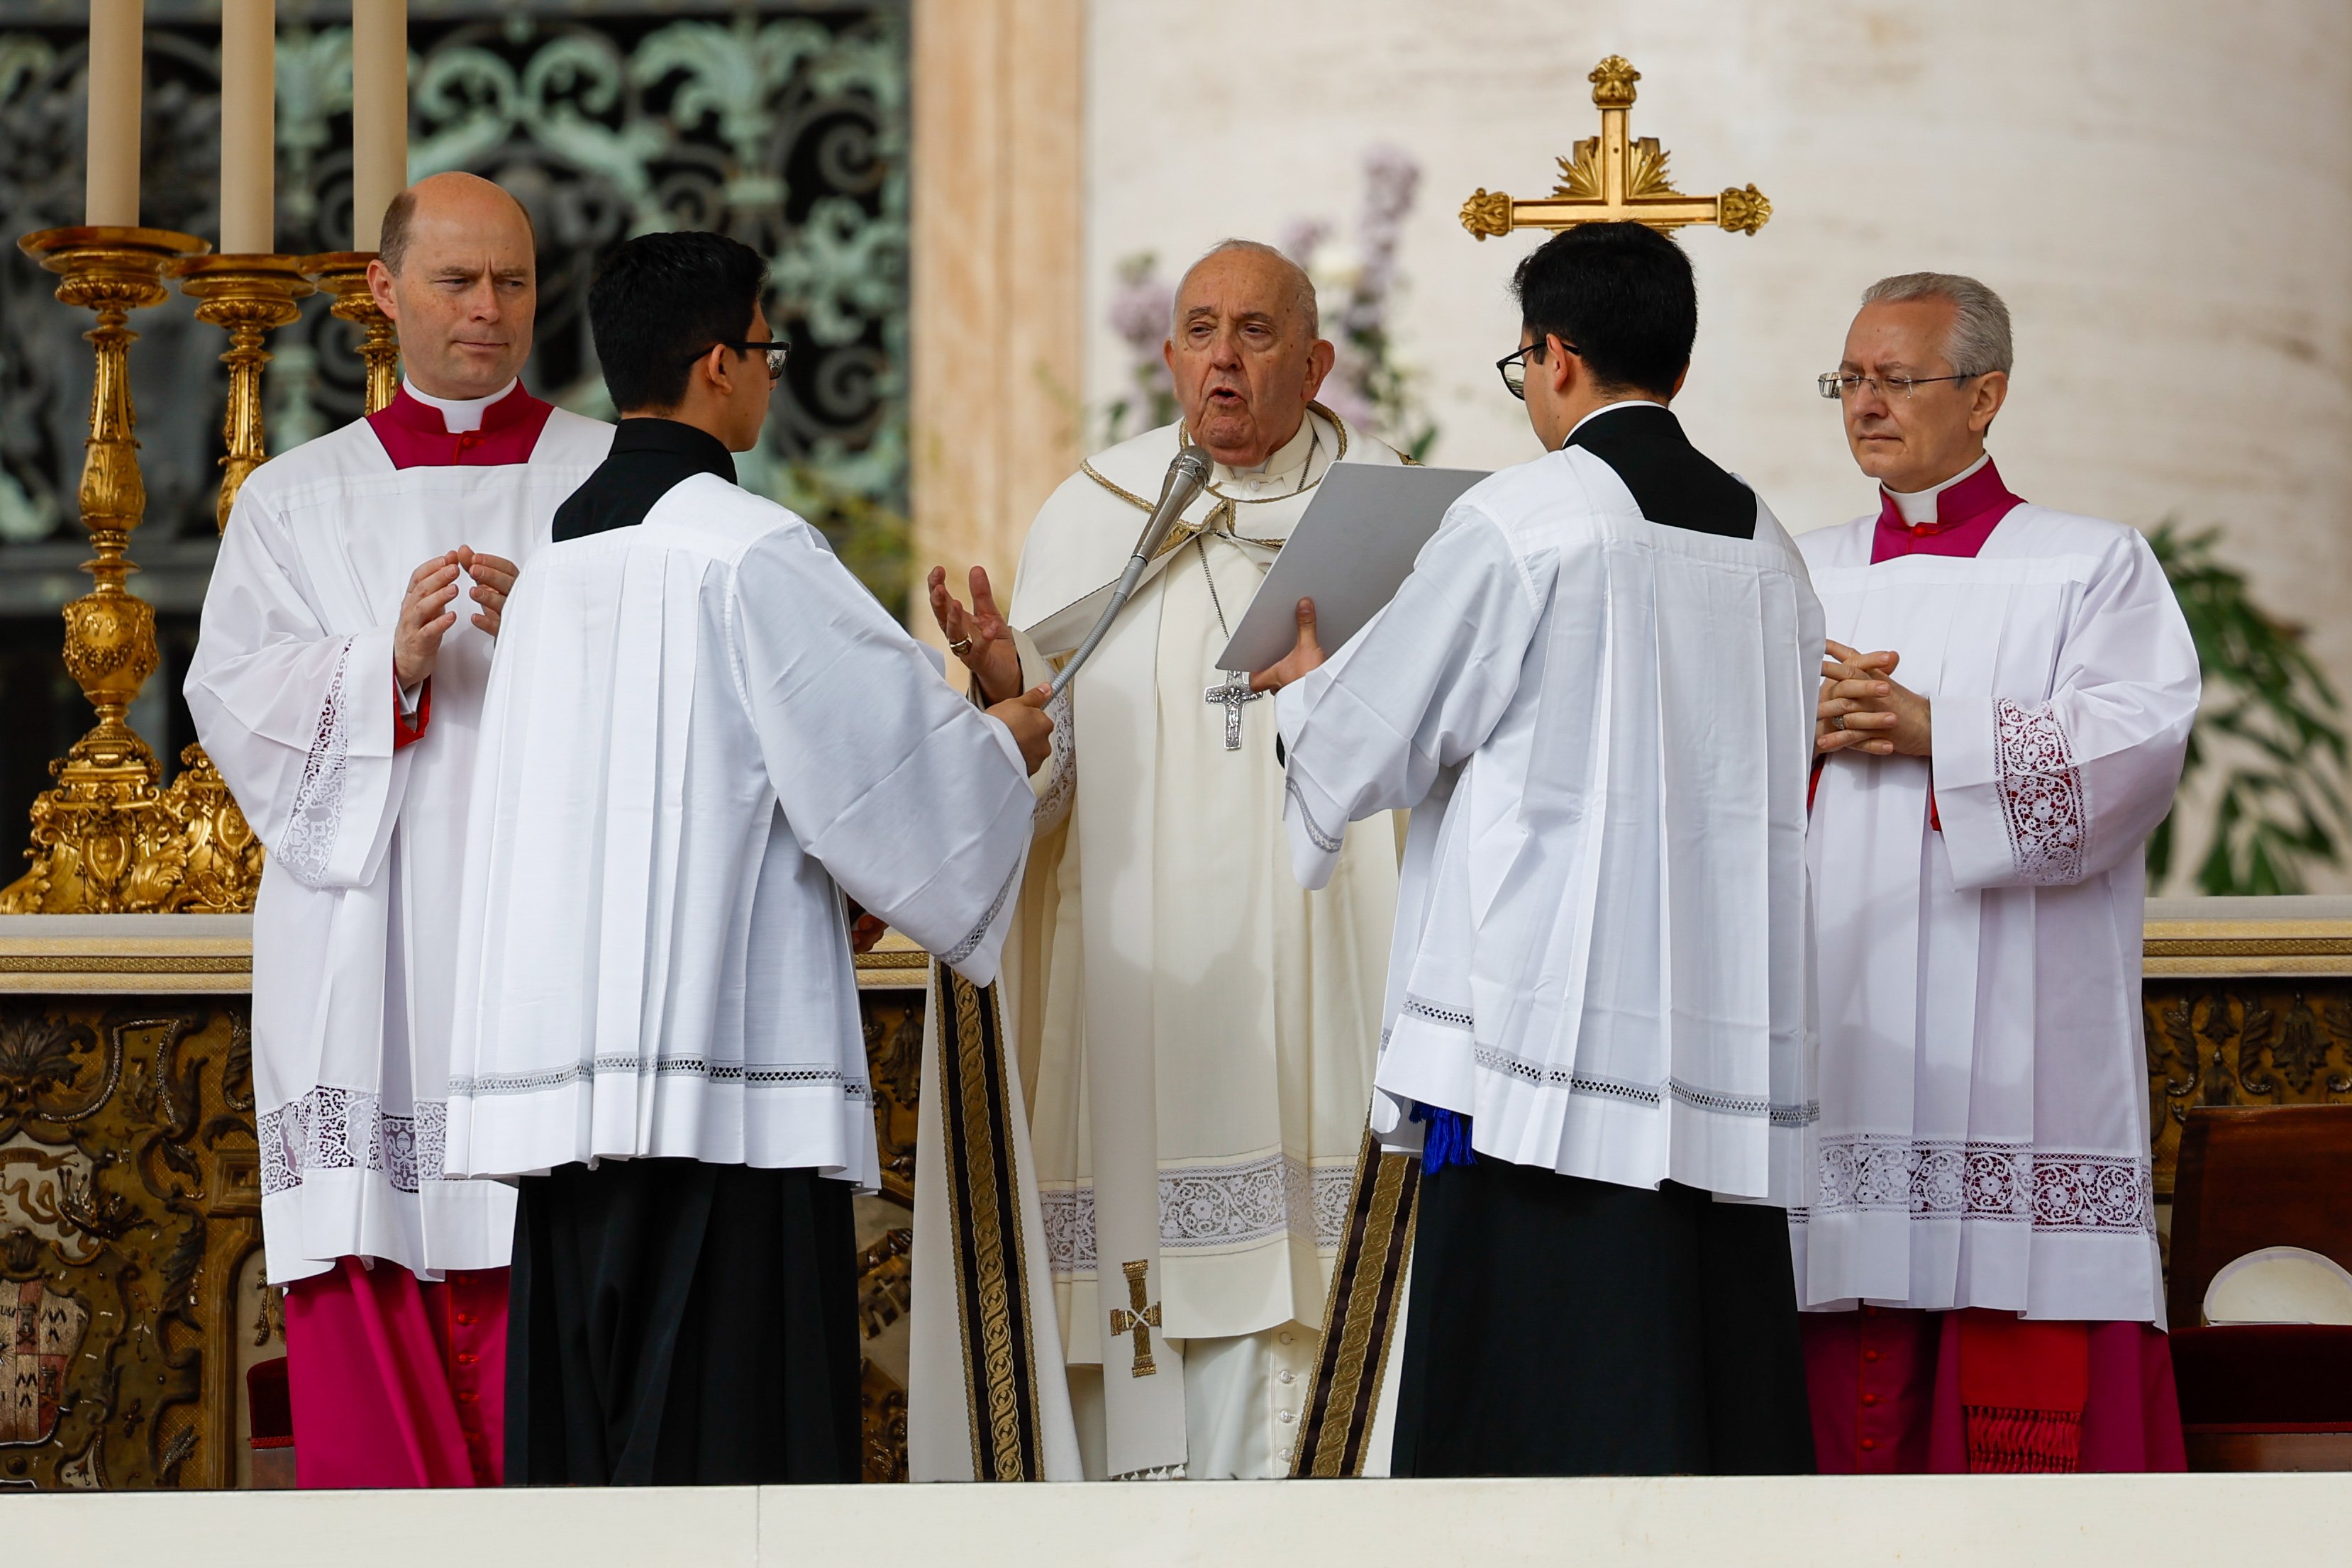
left=184, top=174, right=609, bottom=1488
left=911, top=241, right=1404, bottom=1481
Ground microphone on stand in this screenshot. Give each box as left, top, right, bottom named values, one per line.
left=1048, top=444, right=1212, bottom=699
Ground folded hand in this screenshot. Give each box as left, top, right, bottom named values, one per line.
left=1816, top=639, right=1931, bottom=757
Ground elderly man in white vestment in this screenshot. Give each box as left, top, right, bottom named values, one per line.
left=912, top=240, right=1405, bottom=1481
left=1796, top=274, right=2197, bottom=1474
left=1259, top=223, right=1820, bottom=1476
left=444, top=232, right=1051, bottom=1486
left=186, top=173, right=611, bottom=1487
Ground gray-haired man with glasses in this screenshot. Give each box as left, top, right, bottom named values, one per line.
left=1791, top=273, right=2200, bottom=1474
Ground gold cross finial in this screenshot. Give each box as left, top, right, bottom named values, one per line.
left=1461, top=56, right=1770, bottom=241
left=1107, top=1259, right=1163, bottom=1378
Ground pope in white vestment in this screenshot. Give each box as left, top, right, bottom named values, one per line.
left=911, top=242, right=1404, bottom=1481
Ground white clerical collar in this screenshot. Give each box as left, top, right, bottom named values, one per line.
left=1885, top=452, right=1991, bottom=526
left=402, top=377, right=519, bottom=434
left=1211, top=411, right=1320, bottom=496
left=1562, top=398, right=1669, bottom=445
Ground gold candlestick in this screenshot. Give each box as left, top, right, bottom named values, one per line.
left=304, top=251, right=399, bottom=413
left=1, top=225, right=213, bottom=914
left=176, top=253, right=316, bottom=528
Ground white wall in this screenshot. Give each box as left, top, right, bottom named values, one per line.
left=1084, top=0, right=2352, bottom=757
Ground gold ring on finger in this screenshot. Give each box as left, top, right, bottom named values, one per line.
left=1834, top=713, right=1846, bottom=730
left=948, top=637, right=973, bottom=655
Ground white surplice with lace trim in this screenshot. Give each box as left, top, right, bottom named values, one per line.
left=184, top=402, right=610, bottom=1285
left=1796, top=504, right=2199, bottom=1325
left=1275, top=444, right=1823, bottom=1204
left=441, top=475, right=1034, bottom=1185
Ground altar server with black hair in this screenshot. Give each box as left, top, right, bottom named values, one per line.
left=1255, top=222, right=1821, bottom=1475
left=444, top=230, right=1053, bottom=1486
left=188, top=172, right=611, bottom=1489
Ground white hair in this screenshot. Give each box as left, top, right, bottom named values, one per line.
left=1860, top=272, right=2013, bottom=377
left=1172, top=238, right=1320, bottom=340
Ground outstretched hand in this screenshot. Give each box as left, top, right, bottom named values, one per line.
left=928, top=565, right=1024, bottom=705
left=986, top=682, right=1056, bottom=776
left=1248, top=599, right=1324, bottom=694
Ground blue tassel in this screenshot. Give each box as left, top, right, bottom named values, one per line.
left=1411, top=1103, right=1476, bottom=1172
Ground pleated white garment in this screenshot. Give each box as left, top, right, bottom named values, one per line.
left=445, top=474, right=1034, bottom=1184
left=1276, top=445, right=1822, bottom=1203
left=1796, top=506, right=2197, bottom=1324
left=185, top=406, right=611, bottom=1284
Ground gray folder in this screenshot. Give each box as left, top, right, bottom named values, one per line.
left=1216, top=463, right=1487, bottom=673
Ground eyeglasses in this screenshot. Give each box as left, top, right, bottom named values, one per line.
left=1497, top=339, right=1578, bottom=400
left=684, top=340, right=790, bottom=380
left=1817, top=370, right=1973, bottom=401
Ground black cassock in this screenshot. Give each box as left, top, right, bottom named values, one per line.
left=1392, top=1160, right=1812, bottom=1477
left=1384, top=406, right=1812, bottom=1479
left=506, top=1160, right=861, bottom=1485
left=503, top=418, right=862, bottom=1487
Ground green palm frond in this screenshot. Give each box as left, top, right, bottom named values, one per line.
left=2148, top=521, right=2348, bottom=894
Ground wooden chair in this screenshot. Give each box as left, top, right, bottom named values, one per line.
left=245, top=1355, right=294, bottom=1488
left=2167, top=1104, right=2352, bottom=1470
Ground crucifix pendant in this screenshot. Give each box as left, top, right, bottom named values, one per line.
left=1204, top=670, right=1263, bottom=751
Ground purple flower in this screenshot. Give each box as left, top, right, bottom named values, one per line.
left=1279, top=218, right=1331, bottom=267
left=1109, top=275, right=1175, bottom=350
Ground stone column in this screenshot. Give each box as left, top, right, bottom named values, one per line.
left=908, top=0, right=1085, bottom=641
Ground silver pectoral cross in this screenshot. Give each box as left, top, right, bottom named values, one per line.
left=1204, top=670, right=1263, bottom=751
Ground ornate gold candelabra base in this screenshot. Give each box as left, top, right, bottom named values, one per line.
left=176, top=253, right=316, bottom=530
left=303, top=250, right=399, bottom=413
left=0, top=227, right=272, bottom=915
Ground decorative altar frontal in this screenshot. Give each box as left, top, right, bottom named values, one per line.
left=4, top=899, right=2348, bottom=1491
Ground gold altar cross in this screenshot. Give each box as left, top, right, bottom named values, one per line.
left=1108, top=1259, right=1163, bottom=1378
left=1460, top=56, right=1770, bottom=241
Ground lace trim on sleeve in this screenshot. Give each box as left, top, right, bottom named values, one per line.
left=941, top=853, right=1023, bottom=969
left=1286, top=775, right=1343, bottom=854
left=1992, top=698, right=2087, bottom=885
left=277, top=637, right=355, bottom=889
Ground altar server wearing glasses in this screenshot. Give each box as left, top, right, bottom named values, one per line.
left=1256, top=221, right=1821, bottom=1476
left=1795, top=273, right=2197, bottom=1473
left=444, top=230, right=1051, bottom=1486
left=187, top=172, right=610, bottom=1489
